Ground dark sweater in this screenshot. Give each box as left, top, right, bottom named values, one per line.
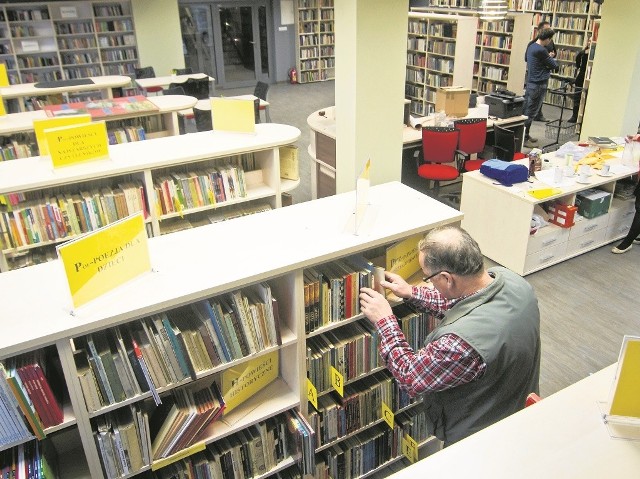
left=526, top=42, right=558, bottom=84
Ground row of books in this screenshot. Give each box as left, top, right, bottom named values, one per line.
left=159, top=203, right=272, bottom=236
left=151, top=410, right=311, bottom=479
left=315, top=410, right=428, bottom=479
left=107, top=125, right=147, bottom=145
left=303, top=255, right=384, bottom=334
left=0, top=141, right=33, bottom=161
left=0, top=440, right=57, bottom=479
left=306, top=322, right=382, bottom=394
left=0, top=352, right=65, bottom=448
left=0, top=182, right=148, bottom=250
left=154, top=163, right=248, bottom=216
left=95, top=404, right=149, bottom=479
left=308, top=371, right=413, bottom=448
left=74, top=284, right=281, bottom=412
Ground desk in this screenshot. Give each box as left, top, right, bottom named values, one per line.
left=460, top=152, right=639, bottom=275
left=0, top=75, right=132, bottom=113
left=388, top=364, right=640, bottom=478
left=134, top=73, right=213, bottom=92
left=0, top=95, right=197, bottom=143
left=306, top=105, right=527, bottom=198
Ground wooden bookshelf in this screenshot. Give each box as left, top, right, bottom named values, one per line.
left=0, top=182, right=461, bottom=478
left=406, top=12, right=477, bottom=116
left=0, top=1, right=139, bottom=110
left=577, top=17, right=598, bottom=124
left=0, top=123, right=300, bottom=272
left=294, top=0, right=335, bottom=84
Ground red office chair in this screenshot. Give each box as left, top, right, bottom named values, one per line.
left=494, top=124, right=527, bottom=161
left=417, top=127, right=460, bottom=199
left=454, top=118, right=487, bottom=172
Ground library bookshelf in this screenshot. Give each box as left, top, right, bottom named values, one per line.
left=0, top=123, right=301, bottom=272
left=0, top=182, right=461, bottom=478
left=294, top=0, right=335, bottom=84
left=405, top=12, right=476, bottom=116
left=0, top=0, right=139, bottom=112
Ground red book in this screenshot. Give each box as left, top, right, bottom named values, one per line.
left=31, top=362, right=64, bottom=426
left=17, top=364, right=53, bottom=428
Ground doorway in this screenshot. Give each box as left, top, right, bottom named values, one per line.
left=178, top=1, right=271, bottom=90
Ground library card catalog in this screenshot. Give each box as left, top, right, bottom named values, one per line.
left=45, top=121, right=109, bottom=168
left=211, top=97, right=255, bottom=133
left=222, top=351, right=278, bottom=413
left=34, top=115, right=92, bottom=156
left=57, top=213, right=151, bottom=309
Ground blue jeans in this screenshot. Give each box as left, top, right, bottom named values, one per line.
left=524, top=82, right=547, bottom=137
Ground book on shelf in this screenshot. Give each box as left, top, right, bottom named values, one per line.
left=0, top=439, right=58, bottom=479
left=0, top=363, right=35, bottom=445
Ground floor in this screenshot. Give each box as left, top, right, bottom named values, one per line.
left=214, top=79, right=639, bottom=474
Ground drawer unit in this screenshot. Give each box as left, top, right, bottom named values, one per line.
left=569, top=213, right=609, bottom=239
left=565, top=228, right=607, bottom=257
left=527, top=224, right=570, bottom=254
left=608, top=198, right=636, bottom=225
left=524, top=241, right=567, bottom=273
left=605, top=220, right=633, bottom=242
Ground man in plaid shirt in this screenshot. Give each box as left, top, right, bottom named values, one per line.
left=360, top=225, right=540, bottom=446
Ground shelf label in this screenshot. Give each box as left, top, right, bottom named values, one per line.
left=57, top=213, right=151, bottom=309
left=307, top=378, right=318, bottom=410
left=222, top=351, right=278, bottom=414
left=34, top=115, right=92, bottom=156
left=21, top=40, right=39, bottom=53
left=45, top=121, right=109, bottom=168
left=381, top=402, right=394, bottom=429
left=0, top=64, right=8, bottom=87
left=0, top=95, right=5, bottom=117
left=386, top=233, right=423, bottom=279
left=211, top=97, right=255, bottom=133
left=401, top=434, right=418, bottom=464
left=330, top=366, right=344, bottom=397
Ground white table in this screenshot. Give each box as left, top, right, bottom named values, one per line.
left=192, top=95, right=270, bottom=121
left=0, top=95, right=198, bottom=139
left=0, top=75, right=133, bottom=112
left=387, top=364, right=640, bottom=478
left=134, top=73, right=213, bottom=91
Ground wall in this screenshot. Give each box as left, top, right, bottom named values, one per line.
left=272, top=0, right=296, bottom=82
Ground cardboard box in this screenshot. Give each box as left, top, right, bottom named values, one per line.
left=546, top=203, right=578, bottom=228
left=435, top=86, right=470, bottom=117
left=575, top=188, right=611, bottom=219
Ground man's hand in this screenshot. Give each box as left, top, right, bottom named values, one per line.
left=360, top=287, right=393, bottom=324
left=549, top=51, right=556, bottom=58
left=380, top=272, right=412, bottom=299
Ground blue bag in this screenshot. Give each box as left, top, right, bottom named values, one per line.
left=479, top=159, right=529, bottom=186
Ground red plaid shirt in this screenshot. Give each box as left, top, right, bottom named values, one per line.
left=376, top=285, right=486, bottom=397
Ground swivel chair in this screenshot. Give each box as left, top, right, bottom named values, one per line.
left=417, top=127, right=460, bottom=202
left=253, top=81, right=270, bottom=122
left=134, top=66, right=163, bottom=95
left=493, top=124, right=527, bottom=162
left=172, top=77, right=210, bottom=100
left=454, top=118, right=487, bottom=172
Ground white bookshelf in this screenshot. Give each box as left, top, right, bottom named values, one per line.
left=405, top=12, right=477, bottom=116
left=0, top=182, right=461, bottom=478
left=0, top=123, right=301, bottom=272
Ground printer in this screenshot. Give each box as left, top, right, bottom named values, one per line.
left=485, top=90, right=525, bottom=118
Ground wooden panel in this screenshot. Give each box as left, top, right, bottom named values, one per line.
left=315, top=132, right=336, bottom=168
left=316, top=163, right=336, bottom=199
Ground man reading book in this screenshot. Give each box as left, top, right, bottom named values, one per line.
left=359, top=225, right=541, bottom=446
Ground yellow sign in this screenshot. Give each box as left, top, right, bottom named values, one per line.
left=0, top=64, right=8, bottom=87
left=386, top=233, right=423, bottom=279
left=222, top=351, right=278, bottom=413
left=401, top=434, right=418, bottom=463
left=151, top=441, right=205, bottom=471
left=0, top=95, right=5, bottom=117
left=33, top=115, right=92, bottom=156
left=609, top=336, right=640, bottom=418
left=307, top=378, right=318, bottom=411
left=57, top=213, right=151, bottom=308
left=330, top=366, right=344, bottom=397
left=381, top=402, right=394, bottom=429
left=45, top=121, right=109, bottom=168
left=211, top=97, right=255, bottom=133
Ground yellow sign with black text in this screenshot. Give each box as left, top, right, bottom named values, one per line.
left=57, top=213, right=151, bottom=308
left=386, top=233, right=423, bottom=279
left=222, top=351, right=278, bottom=413
left=330, top=366, right=344, bottom=397
left=0, top=64, right=8, bottom=87
left=211, top=97, right=255, bottom=133
left=45, top=121, right=109, bottom=168
left=34, top=115, right=92, bottom=156
left=401, top=434, right=418, bottom=463
left=381, top=402, right=394, bottom=429
left=307, top=378, right=318, bottom=410
left=0, top=95, right=5, bottom=117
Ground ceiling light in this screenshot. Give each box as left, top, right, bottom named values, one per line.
left=478, top=0, right=508, bottom=21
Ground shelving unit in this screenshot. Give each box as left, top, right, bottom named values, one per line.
left=0, top=182, right=462, bottom=478
left=577, top=17, right=598, bottom=124
left=0, top=1, right=139, bottom=86
left=405, top=12, right=477, bottom=116
left=0, top=123, right=301, bottom=271
left=460, top=157, right=637, bottom=276
left=294, top=0, right=335, bottom=84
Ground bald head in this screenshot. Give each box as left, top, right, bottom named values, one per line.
left=418, top=226, right=485, bottom=277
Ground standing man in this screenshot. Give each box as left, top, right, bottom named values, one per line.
left=567, top=40, right=590, bottom=123
left=359, top=225, right=541, bottom=446
left=525, top=21, right=557, bottom=122
left=523, top=28, right=558, bottom=148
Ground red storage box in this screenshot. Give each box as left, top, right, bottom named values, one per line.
left=546, top=203, right=578, bottom=228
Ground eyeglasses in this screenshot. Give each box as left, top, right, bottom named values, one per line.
left=423, top=270, right=447, bottom=282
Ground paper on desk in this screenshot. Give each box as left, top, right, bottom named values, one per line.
left=534, top=169, right=574, bottom=187
left=610, top=163, right=636, bottom=175
left=409, top=115, right=434, bottom=129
